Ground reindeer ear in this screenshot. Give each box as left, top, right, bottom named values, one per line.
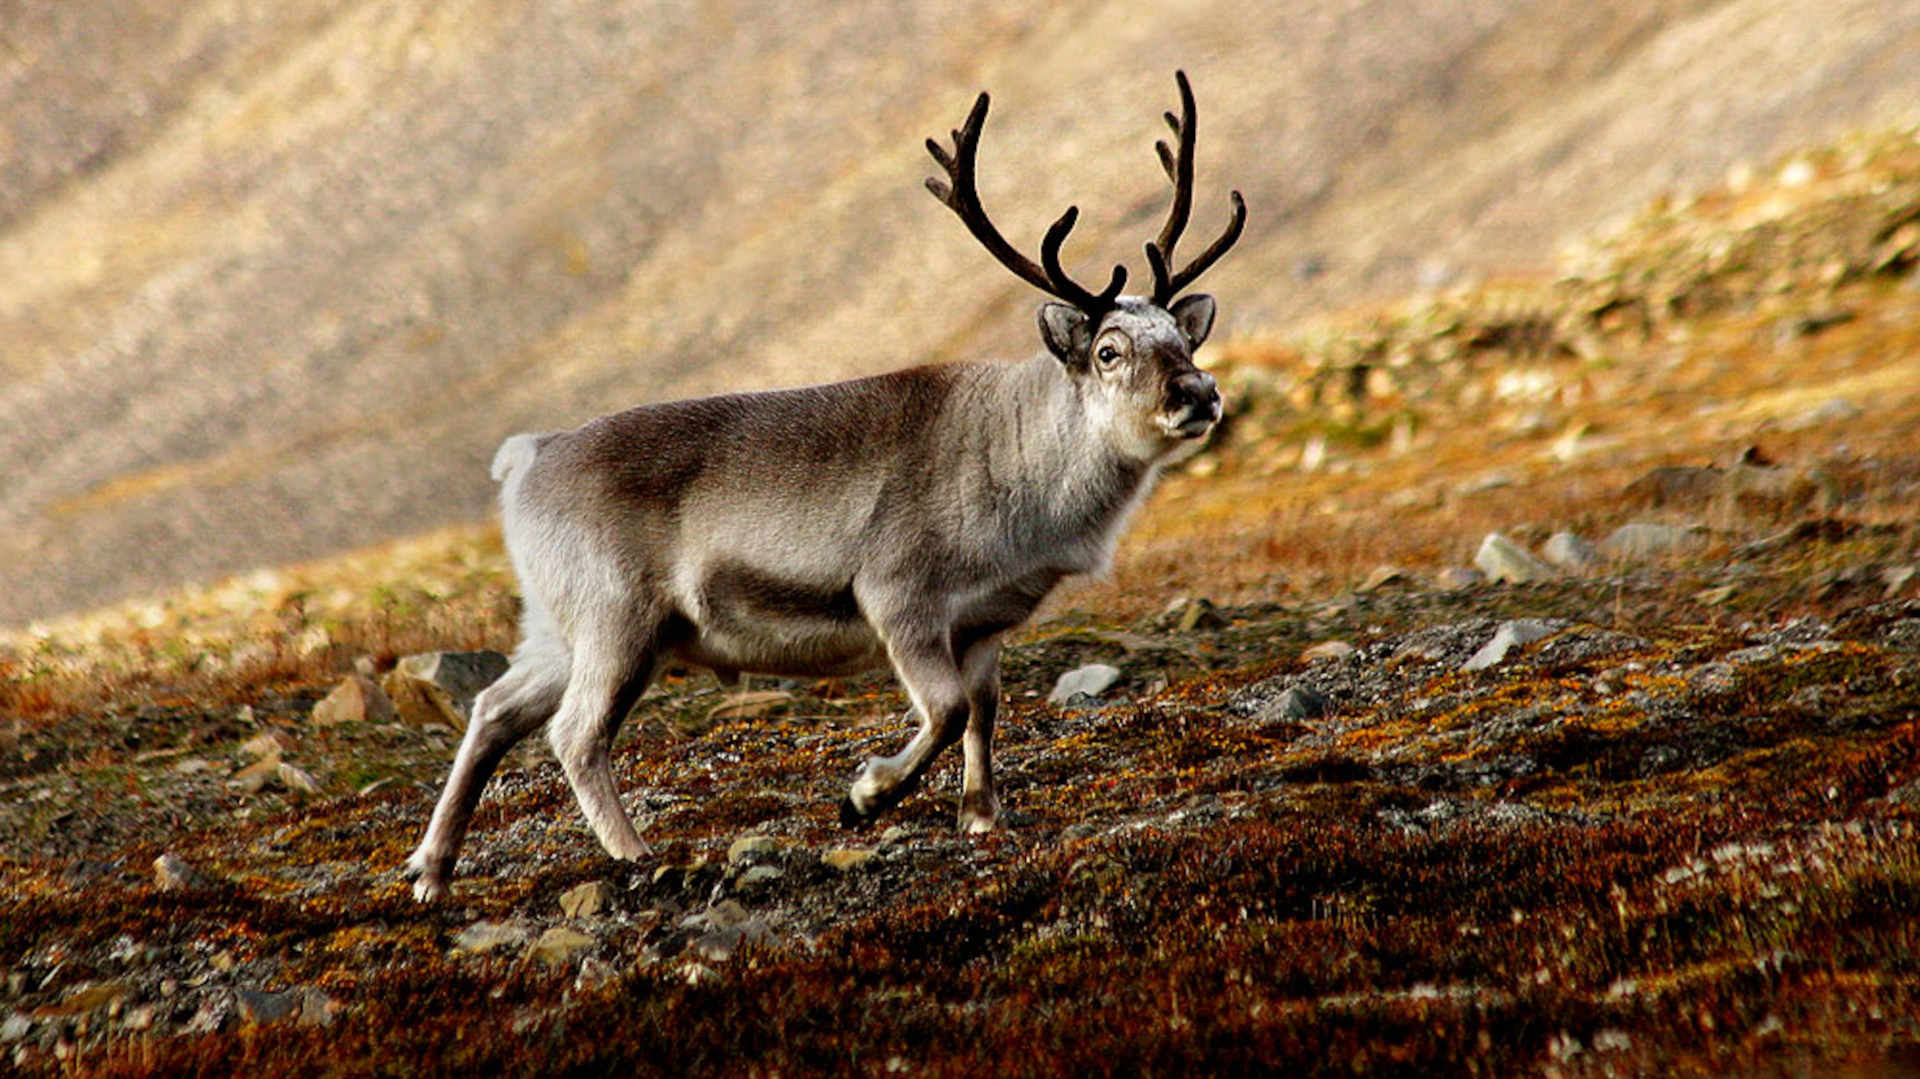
left=1038, top=303, right=1092, bottom=363
left=1170, top=293, right=1216, bottom=350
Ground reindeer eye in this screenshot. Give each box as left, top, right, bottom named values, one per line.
left=1096, top=345, right=1120, bottom=365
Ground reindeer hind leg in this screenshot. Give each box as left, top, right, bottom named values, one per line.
left=407, top=629, right=569, bottom=901
left=546, top=614, right=663, bottom=862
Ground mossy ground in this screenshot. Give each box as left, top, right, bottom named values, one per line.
left=4, top=128, right=1920, bottom=1077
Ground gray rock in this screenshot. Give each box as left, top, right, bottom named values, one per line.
left=1435, top=567, right=1486, bottom=591
left=309, top=673, right=396, bottom=727
left=1301, top=640, right=1356, bottom=662
left=1540, top=532, right=1599, bottom=573
left=295, top=988, right=340, bottom=1028
left=452, top=920, right=527, bottom=954
left=153, top=853, right=210, bottom=892
left=821, top=847, right=876, bottom=871
left=1600, top=523, right=1705, bottom=560
left=1262, top=686, right=1330, bottom=721
left=381, top=651, right=509, bottom=731
left=1473, top=533, right=1557, bottom=584
left=739, top=865, right=785, bottom=887
left=277, top=762, right=323, bottom=797
left=726, top=834, right=783, bottom=865
left=235, top=988, right=299, bottom=1026
left=1048, top=663, right=1122, bottom=705
left=1357, top=566, right=1411, bottom=592
left=1, top=1013, right=30, bottom=1043
left=691, top=928, right=743, bottom=963
left=525, top=927, right=595, bottom=967
left=1463, top=619, right=1561, bottom=671
left=559, top=880, right=614, bottom=919
left=710, top=899, right=752, bottom=930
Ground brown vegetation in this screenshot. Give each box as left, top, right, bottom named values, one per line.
left=4, top=127, right=1920, bottom=1076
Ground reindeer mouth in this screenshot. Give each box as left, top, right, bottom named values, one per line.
left=1162, top=404, right=1221, bottom=439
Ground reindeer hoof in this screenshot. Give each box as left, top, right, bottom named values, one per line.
left=838, top=796, right=874, bottom=829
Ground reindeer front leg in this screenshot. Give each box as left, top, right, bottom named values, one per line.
left=841, top=623, right=970, bottom=826
left=957, top=641, right=1003, bottom=833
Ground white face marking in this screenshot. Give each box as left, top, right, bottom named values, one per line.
left=1077, top=301, right=1221, bottom=462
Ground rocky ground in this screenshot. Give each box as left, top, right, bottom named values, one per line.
left=3, top=557, right=1919, bottom=1077
left=4, top=127, right=1920, bottom=1076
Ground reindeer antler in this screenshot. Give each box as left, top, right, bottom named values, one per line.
left=1144, top=71, right=1246, bottom=307
left=925, top=93, right=1127, bottom=314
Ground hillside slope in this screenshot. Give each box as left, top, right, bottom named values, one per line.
left=3, top=111, right=1920, bottom=1075
left=4, top=0, right=1920, bottom=626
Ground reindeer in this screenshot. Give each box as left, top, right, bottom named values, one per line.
left=406, top=71, right=1245, bottom=900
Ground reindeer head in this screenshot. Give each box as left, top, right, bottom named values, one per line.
left=925, top=71, right=1244, bottom=459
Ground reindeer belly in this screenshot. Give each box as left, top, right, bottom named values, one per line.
left=674, top=561, right=887, bottom=677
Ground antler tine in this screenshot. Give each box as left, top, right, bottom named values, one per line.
left=1158, top=189, right=1246, bottom=302
left=926, top=91, right=1124, bottom=314
left=1152, top=70, right=1197, bottom=270
left=1147, top=72, right=1245, bottom=306
left=1041, top=207, right=1127, bottom=310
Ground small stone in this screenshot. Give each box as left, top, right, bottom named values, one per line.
left=1160, top=596, right=1225, bottom=632
left=238, top=732, right=292, bottom=761
left=235, top=988, right=298, bottom=1026
left=691, top=929, right=743, bottom=963
left=821, top=848, right=876, bottom=871
left=704, top=899, right=751, bottom=930
left=739, top=865, right=784, bottom=887
left=1884, top=565, right=1917, bottom=599
left=575, top=957, right=618, bottom=991
left=153, top=853, right=210, bottom=892
left=1261, top=686, right=1329, bottom=721
left=878, top=824, right=917, bottom=846
left=452, top=920, right=527, bottom=955
left=381, top=651, right=509, bottom=732
left=1473, top=532, right=1558, bottom=585
left=277, top=762, right=323, bottom=797
left=121, top=1005, right=156, bottom=1032
left=309, top=674, right=396, bottom=727
left=1539, top=532, right=1599, bottom=573
left=526, top=927, right=595, bottom=967
left=1357, top=566, right=1410, bottom=592
left=726, top=835, right=783, bottom=865
left=295, top=989, right=340, bottom=1028
left=1463, top=619, right=1560, bottom=671
left=1301, top=640, right=1356, bottom=662
left=229, top=755, right=281, bottom=793
left=1, top=1013, right=31, bottom=1042
left=1599, top=523, right=1705, bottom=560
left=559, top=880, right=615, bottom=920
left=1435, top=567, right=1486, bottom=591
left=1048, top=663, right=1122, bottom=705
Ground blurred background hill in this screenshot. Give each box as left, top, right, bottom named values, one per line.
left=4, top=0, right=1918, bottom=627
